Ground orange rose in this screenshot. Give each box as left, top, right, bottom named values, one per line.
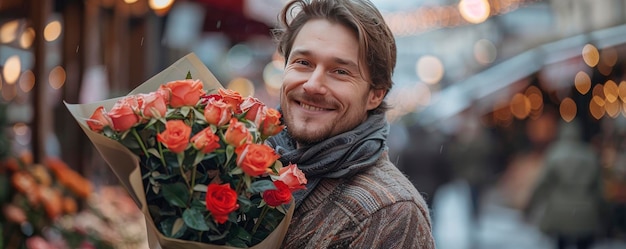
left=163, top=79, right=204, bottom=107
left=191, top=128, right=221, bottom=154
left=260, top=108, right=284, bottom=137
left=39, top=187, right=63, bottom=219
left=204, top=98, right=232, bottom=126
left=224, top=118, right=251, bottom=146
left=241, top=97, right=265, bottom=125
left=87, top=106, right=111, bottom=132
left=139, top=91, right=167, bottom=119
left=218, top=88, right=243, bottom=113
left=205, top=183, right=239, bottom=224
left=108, top=96, right=141, bottom=132
left=278, top=163, right=307, bottom=191
left=157, top=120, right=191, bottom=154
left=262, top=180, right=292, bottom=207
left=235, top=143, right=279, bottom=177
left=12, top=171, right=37, bottom=194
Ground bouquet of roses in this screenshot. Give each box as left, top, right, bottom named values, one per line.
left=65, top=53, right=306, bottom=248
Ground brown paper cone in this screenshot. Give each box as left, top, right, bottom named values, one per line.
left=65, top=53, right=293, bottom=249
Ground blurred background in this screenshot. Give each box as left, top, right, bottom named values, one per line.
left=1, top=0, right=626, bottom=248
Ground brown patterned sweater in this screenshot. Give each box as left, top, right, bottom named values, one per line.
left=280, top=154, right=435, bottom=249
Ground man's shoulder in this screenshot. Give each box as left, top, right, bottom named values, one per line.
left=333, top=157, right=428, bottom=220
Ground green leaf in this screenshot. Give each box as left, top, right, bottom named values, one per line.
left=230, top=167, right=243, bottom=175
left=160, top=217, right=187, bottom=239
left=162, top=182, right=189, bottom=208
left=235, top=226, right=252, bottom=243
left=226, top=145, right=235, bottom=165
left=193, top=184, right=208, bottom=192
left=248, top=180, right=276, bottom=194
left=182, top=208, right=210, bottom=231
left=237, top=195, right=253, bottom=212
left=186, top=70, right=192, bottom=79
left=180, top=106, right=191, bottom=118
left=147, top=148, right=161, bottom=158
left=193, top=152, right=205, bottom=167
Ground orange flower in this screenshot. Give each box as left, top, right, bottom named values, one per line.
left=3, top=204, right=27, bottom=223
left=262, top=181, right=292, bottom=207
left=205, top=183, right=239, bottom=224
left=45, top=157, right=93, bottom=199
left=108, top=96, right=141, bottom=132
left=12, top=170, right=37, bottom=194
left=260, top=108, right=284, bottom=137
left=163, top=79, right=204, bottom=107
left=157, top=120, right=191, bottom=154
left=87, top=106, right=112, bottom=132
left=203, top=98, right=232, bottom=126
left=191, top=128, right=221, bottom=154
left=218, top=88, right=243, bottom=113
left=38, top=187, right=63, bottom=219
left=241, top=97, right=266, bottom=127
left=63, top=196, right=78, bottom=214
left=224, top=118, right=251, bottom=146
left=278, top=163, right=307, bottom=191
left=139, top=91, right=168, bottom=119
left=235, top=143, right=279, bottom=177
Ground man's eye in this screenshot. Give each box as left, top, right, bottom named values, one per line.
left=294, top=60, right=310, bottom=66
left=335, top=69, right=349, bottom=75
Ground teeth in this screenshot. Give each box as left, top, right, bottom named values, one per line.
left=300, top=103, right=326, bottom=111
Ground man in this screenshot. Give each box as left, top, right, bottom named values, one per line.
left=267, top=0, right=436, bottom=248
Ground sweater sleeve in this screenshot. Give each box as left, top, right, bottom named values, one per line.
left=350, top=200, right=435, bottom=249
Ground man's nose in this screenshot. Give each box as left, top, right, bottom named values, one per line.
left=302, top=67, right=328, bottom=95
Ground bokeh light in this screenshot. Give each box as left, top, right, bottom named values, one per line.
left=559, top=97, right=576, bottom=122
left=48, top=66, right=66, bottom=89
left=44, top=20, right=62, bottom=42
left=474, top=39, right=497, bottom=65
left=618, top=81, right=626, bottom=102
left=604, top=80, right=619, bottom=103
left=510, top=93, right=530, bottom=120
left=0, top=20, right=19, bottom=43
left=574, top=71, right=591, bottom=95
left=19, top=27, right=35, bottom=49
left=582, top=44, right=599, bottom=67
left=227, top=77, right=254, bottom=97
left=18, top=70, right=35, bottom=93
left=416, top=55, right=444, bottom=85
left=458, top=0, right=491, bottom=24
left=3, top=55, right=22, bottom=84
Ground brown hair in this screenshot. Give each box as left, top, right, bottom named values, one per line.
left=273, top=0, right=396, bottom=114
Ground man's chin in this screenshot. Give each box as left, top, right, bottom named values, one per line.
left=287, top=128, right=326, bottom=146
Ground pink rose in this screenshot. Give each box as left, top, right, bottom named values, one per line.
left=241, top=97, right=265, bottom=125
left=163, top=79, right=204, bottom=107
left=191, top=128, right=221, bottom=154
left=87, top=106, right=111, bottom=132
left=139, top=91, right=167, bottom=119
left=204, top=98, right=232, bottom=126
left=278, top=163, right=307, bottom=191
left=108, top=96, right=141, bottom=132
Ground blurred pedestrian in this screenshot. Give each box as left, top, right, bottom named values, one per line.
left=524, top=119, right=605, bottom=249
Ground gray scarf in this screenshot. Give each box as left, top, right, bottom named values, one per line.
left=266, top=112, right=389, bottom=208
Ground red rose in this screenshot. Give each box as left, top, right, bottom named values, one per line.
left=157, top=120, right=191, bottom=154
left=278, top=163, right=307, bottom=191
left=205, top=183, right=239, bottom=224
left=235, top=143, right=279, bottom=177
left=262, top=180, right=292, bottom=207
left=191, top=128, right=221, bottom=154
left=163, top=79, right=204, bottom=107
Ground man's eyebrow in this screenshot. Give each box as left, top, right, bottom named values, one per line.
left=290, top=48, right=359, bottom=69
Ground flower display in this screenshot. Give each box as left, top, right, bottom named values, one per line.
left=68, top=53, right=306, bottom=248
left=0, top=152, right=132, bottom=249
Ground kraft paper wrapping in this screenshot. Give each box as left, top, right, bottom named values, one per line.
left=65, top=53, right=294, bottom=249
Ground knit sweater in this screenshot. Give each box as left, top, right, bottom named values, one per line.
left=280, top=154, right=435, bottom=249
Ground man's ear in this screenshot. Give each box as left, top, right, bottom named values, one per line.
left=366, top=88, right=386, bottom=111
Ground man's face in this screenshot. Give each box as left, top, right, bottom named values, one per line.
left=280, top=19, right=384, bottom=145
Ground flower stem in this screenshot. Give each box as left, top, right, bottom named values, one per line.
left=156, top=126, right=169, bottom=175
left=252, top=205, right=270, bottom=234
left=131, top=128, right=149, bottom=158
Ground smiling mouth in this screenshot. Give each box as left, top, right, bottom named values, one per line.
left=299, top=102, right=329, bottom=112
